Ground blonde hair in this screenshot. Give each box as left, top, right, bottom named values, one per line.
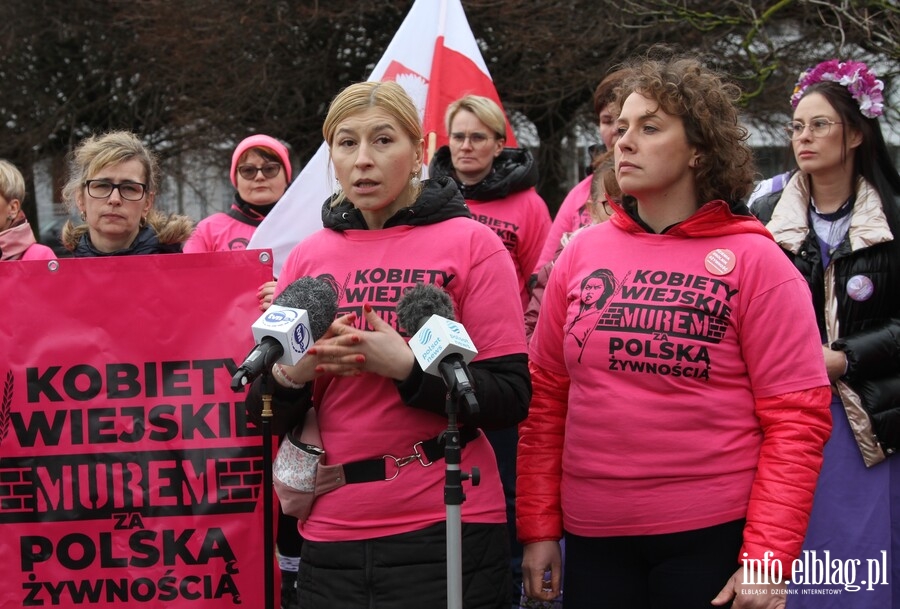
left=61, top=131, right=159, bottom=212
left=323, top=81, right=422, bottom=145
left=445, top=95, right=506, bottom=140
left=322, top=81, right=423, bottom=207
left=0, top=159, right=26, bottom=202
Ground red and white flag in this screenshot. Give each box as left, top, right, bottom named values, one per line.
left=249, top=0, right=516, bottom=277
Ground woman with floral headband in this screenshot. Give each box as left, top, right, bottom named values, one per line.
left=754, top=59, right=900, bottom=606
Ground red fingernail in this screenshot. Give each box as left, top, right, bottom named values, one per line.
left=363, top=303, right=373, bottom=313
left=356, top=355, right=365, bottom=363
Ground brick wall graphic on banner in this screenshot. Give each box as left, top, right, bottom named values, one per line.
left=0, top=252, right=274, bottom=608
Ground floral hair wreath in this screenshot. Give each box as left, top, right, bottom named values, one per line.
left=790, top=59, right=885, bottom=119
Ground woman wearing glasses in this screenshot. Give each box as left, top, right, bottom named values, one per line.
left=429, top=95, right=551, bottom=603
left=184, top=134, right=292, bottom=313
left=61, top=131, right=193, bottom=257
left=185, top=133, right=301, bottom=607
left=428, top=95, right=550, bottom=312
left=753, top=60, right=900, bottom=606
left=184, top=134, right=292, bottom=256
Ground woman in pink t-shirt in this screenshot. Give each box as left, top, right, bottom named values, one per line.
left=244, top=81, right=530, bottom=609
left=533, top=69, right=629, bottom=275
left=184, top=134, right=293, bottom=311
left=428, top=94, right=551, bottom=311
left=518, top=52, right=833, bottom=609
left=428, top=94, right=551, bottom=600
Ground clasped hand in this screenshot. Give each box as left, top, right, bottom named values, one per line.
left=280, top=304, right=416, bottom=385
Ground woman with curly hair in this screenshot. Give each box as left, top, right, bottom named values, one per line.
left=517, top=51, right=833, bottom=608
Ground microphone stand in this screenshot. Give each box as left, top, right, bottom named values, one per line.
left=232, top=344, right=288, bottom=609
left=259, top=371, right=276, bottom=609
left=441, top=361, right=480, bottom=609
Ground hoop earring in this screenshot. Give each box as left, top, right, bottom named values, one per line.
left=140, top=216, right=148, bottom=228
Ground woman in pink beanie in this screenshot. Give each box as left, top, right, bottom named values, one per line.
left=184, top=134, right=293, bottom=309
left=185, top=134, right=299, bottom=607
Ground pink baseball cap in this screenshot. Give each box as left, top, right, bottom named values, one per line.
left=230, top=134, right=292, bottom=187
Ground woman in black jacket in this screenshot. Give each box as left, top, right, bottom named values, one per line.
left=753, top=59, right=900, bottom=606
left=60, top=131, right=193, bottom=256
left=245, top=81, right=530, bottom=609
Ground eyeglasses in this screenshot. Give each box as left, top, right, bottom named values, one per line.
left=449, top=132, right=496, bottom=147
left=784, top=118, right=843, bottom=140
left=237, top=162, right=282, bottom=180
left=84, top=180, right=147, bottom=201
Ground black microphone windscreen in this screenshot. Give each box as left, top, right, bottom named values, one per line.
left=396, top=282, right=455, bottom=335
left=274, top=277, right=339, bottom=341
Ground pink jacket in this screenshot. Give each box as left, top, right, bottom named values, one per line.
left=0, top=217, right=56, bottom=261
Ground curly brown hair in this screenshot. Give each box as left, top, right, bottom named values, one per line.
left=615, top=52, right=755, bottom=206
left=592, top=69, right=630, bottom=117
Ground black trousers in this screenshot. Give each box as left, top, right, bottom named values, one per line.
left=277, top=506, right=304, bottom=556
left=298, top=521, right=511, bottom=609
left=563, top=519, right=744, bottom=609
left=485, top=425, right=522, bottom=601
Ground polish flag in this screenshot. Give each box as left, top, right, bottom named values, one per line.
left=248, top=0, right=516, bottom=277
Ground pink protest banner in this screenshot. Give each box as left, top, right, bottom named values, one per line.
left=0, top=251, right=274, bottom=608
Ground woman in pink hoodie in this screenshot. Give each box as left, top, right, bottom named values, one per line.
left=0, top=159, right=55, bottom=261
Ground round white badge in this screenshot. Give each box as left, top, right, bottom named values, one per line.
left=846, top=274, right=874, bottom=301
left=705, top=248, right=736, bottom=276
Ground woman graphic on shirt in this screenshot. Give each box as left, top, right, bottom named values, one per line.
left=567, top=268, right=617, bottom=349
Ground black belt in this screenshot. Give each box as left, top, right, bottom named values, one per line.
left=342, top=427, right=480, bottom=484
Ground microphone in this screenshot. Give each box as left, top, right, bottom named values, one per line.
left=396, top=283, right=479, bottom=413
left=231, top=277, right=338, bottom=390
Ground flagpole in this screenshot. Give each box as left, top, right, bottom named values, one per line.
left=425, top=4, right=473, bottom=605
left=425, top=0, right=448, bottom=166
left=427, top=132, right=437, bottom=165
